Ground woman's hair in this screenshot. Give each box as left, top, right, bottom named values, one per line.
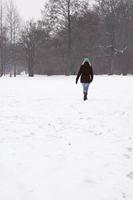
left=82, top=57, right=91, bottom=66
left=84, top=61, right=91, bottom=67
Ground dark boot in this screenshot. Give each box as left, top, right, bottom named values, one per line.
left=83, top=92, right=87, bottom=101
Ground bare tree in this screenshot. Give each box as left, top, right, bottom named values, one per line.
left=21, top=21, right=41, bottom=77
left=6, top=0, right=21, bottom=76
left=42, top=0, right=89, bottom=74
left=94, top=0, right=133, bottom=74
left=0, top=1, right=4, bottom=76
left=0, top=0, right=7, bottom=76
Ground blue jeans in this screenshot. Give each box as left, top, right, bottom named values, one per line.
left=82, top=83, right=89, bottom=93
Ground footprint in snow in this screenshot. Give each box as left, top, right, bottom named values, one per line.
left=127, top=172, right=133, bottom=179
left=127, top=147, right=132, bottom=152
left=124, top=154, right=131, bottom=159
left=122, top=192, right=126, bottom=199
left=84, top=178, right=96, bottom=185
left=23, top=132, right=35, bottom=138
left=124, top=147, right=132, bottom=159
left=95, top=132, right=103, bottom=136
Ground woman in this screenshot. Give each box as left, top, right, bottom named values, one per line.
left=76, top=58, right=93, bottom=101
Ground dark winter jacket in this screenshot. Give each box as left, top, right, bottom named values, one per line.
left=76, top=62, right=93, bottom=84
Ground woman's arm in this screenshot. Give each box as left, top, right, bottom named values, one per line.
left=76, top=66, right=82, bottom=84
left=90, top=67, right=93, bottom=82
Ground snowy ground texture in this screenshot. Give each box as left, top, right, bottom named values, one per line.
left=0, top=75, right=133, bottom=200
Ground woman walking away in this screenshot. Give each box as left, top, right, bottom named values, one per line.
left=76, top=58, right=93, bottom=101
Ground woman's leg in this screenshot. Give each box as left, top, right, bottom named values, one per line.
left=82, top=83, right=89, bottom=100
left=84, top=83, right=89, bottom=94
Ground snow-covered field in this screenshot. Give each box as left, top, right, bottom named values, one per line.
left=0, top=75, right=133, bottom=200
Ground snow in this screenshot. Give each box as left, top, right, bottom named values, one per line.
left=0, top=75, right=133, bottom=200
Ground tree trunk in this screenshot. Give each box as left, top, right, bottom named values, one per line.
left=0, top=5, right=4, bottom=76
left=67, top=0, right=72, bottom=75
left=28, top=49, right=34, bottom=77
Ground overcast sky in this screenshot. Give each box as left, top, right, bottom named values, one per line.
left=14, top=0, right=46, bottom=21
left=13, top=0, right=95, bottom=21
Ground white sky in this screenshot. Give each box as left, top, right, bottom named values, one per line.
left=14, top=0, right=46, bottom=21
left=13, top=0, right=95, bottom=21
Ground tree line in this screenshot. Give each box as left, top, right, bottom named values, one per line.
left=0, top=0, right=133, bottom=77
